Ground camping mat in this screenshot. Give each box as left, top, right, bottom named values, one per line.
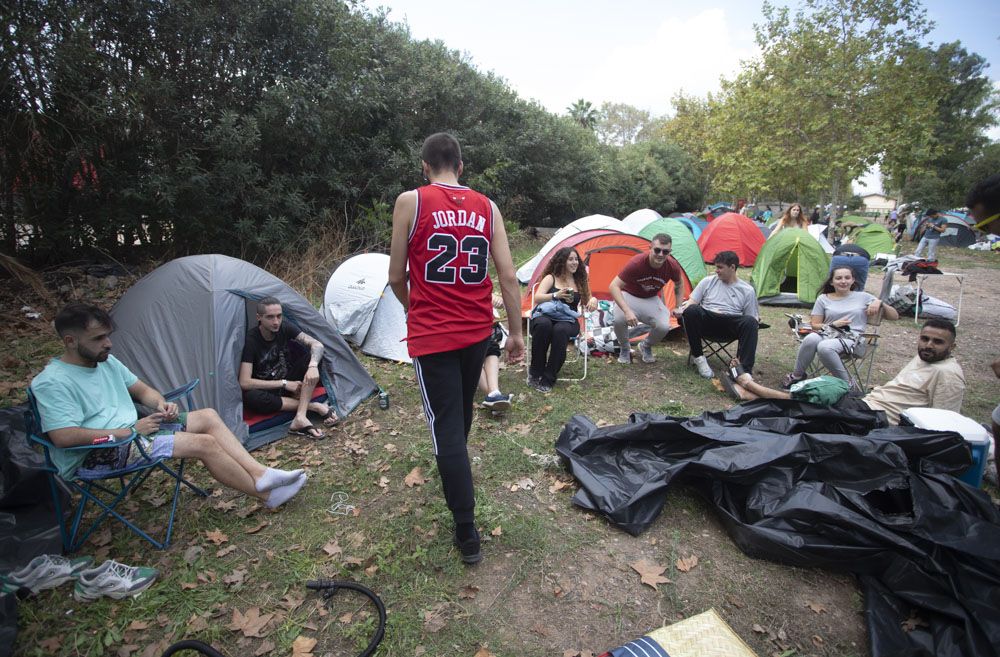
left=601, top=608, right=758, bottom=657
left=556, top=400, right=1000, bottom=657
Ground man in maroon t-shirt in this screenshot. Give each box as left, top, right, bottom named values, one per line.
left=608, top=234, right=684, bottom=364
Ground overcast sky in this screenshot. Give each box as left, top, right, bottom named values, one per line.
left=367, top=0, right=999, bottom=194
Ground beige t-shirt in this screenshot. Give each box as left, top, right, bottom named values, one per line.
left=863, top=356, right=965, bottom=424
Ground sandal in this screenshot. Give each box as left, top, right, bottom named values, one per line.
left=289, top=424, right=323, bottom=439
left=781, top=372, right=806, bottom=390
left=321, top=409, right=340, bottom=427
left=719, top=372, right=743, bottom=402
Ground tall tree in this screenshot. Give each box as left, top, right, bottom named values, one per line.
left=567, top=99, right=599, bottom=130
left=595, top=102, right=653, bottom=146
left=704, top=0, right=938, bottom=213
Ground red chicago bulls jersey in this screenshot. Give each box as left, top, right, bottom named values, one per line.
left=406, top=182, right=495, bottom=357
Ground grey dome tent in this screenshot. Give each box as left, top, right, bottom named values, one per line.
left=110, top=254, right=378, bottom=450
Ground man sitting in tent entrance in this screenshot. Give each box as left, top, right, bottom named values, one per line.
left=239, top=297, right=338, bottom=438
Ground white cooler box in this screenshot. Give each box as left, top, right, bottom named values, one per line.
left=901, top=407, right=992, bottom=487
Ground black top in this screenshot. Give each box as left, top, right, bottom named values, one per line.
left=544, top=284, right=581, bottom=312
left=241, top=322, right=299, bottom=380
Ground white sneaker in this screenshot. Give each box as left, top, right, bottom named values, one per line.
left=618, top=350, right=631, bottom=364
left=73, top=560, right=159, bottom=601
left=639, top=341, right=656, bottom=363
left=4, top=555, right=93, bottom=593
left=692, top=355, right=713, bottom=378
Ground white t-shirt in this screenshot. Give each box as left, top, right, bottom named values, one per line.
left=864, top=356, right=965, bottom=425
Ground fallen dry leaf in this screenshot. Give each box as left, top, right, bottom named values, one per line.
left=216, top=545, right=237, bottom=558
left=423, top=604, right=448, bottom=633
left=459, top=585, right=480, bottom=599
left=490, top=526, right=502, bottom=537
left=228, top=607, right=274, bottom=638
left=245, top=520, right=269, bottom=534
left=548, top=479, right=570, bottom=493
left=253, top=639, right=275, bottom=656
left=116, top=644, right=139, bottom=657
left=322, top=540, right=342, bottom=557
left=752, top=624, right=766, bottom=634
left=291, top=635, right=317, bottom=657
left=629, top=559, right=671, bottom=590
left=473, top=647, right=496, bottom=657
left=214, top=499, right=236, bottom=512
left=127, top=620, right=150, bottom=631
left=404, top=467, right=428, bottom=487
left=806, top=600, right=827, bottom=614
left=675, top=554, right=699, bottom=572
left=339, top=612, right=354, bottom=624
left=710, top=378, right=725, bottom=392
left=901, top=614, right=929, bottom=632
left=205, top=529, right=229, bottom=545
left=223, top=568, right=248, bottom=587
left=378, top=476, right=390, bottom=489
left=39, top=637, right=62, bottom=652
left=811, top=635, right=825, bottom=647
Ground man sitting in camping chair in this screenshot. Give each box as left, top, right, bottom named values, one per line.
left=31, top=303, right=307, bottom=509
left=239, top=296, right=338, bottom=438
left=722, top=319, right=965, bottom=425
left=677, top=250, right=761, bottom=379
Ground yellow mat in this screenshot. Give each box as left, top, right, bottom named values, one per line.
left=646, top=608, right=758, bottom=657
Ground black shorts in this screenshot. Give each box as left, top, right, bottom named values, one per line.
left=485, top=323, right=504, bottom=358
left=242, top=355, right=309, bottom=414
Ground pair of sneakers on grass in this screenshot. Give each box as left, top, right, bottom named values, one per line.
left=618, top=341, right=657, bottom=365
left=3, top=554, right=158, bottom=601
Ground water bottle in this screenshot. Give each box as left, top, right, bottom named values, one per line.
left=378, top=390, right=389, bottom=410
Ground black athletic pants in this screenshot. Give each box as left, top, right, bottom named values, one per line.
left=412, top=338, right=490, bottom=525
left=682, top=305, right=759, bottom=373
left=529, top=317, right=579, bottom=386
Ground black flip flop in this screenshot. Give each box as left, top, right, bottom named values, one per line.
left=719, top=372, right=743, bottom=402
left=289, top=425, right=323, bottom=439
left=321, top=410, right=340, bottom=427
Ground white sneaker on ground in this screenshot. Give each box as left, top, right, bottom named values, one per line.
left=618, top=350, right=631, bottom=364
left=692, top=355, right=713, bottom=378
left=639, top=341, right=656, bottom=363
left=73, top=560, right=159, bottom=601
left=4, top=555, right=93, bottom=593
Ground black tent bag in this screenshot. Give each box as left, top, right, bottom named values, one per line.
left=555, top=399, right=1000, bottom=657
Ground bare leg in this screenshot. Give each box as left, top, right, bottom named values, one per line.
left=480, top=355, right=500, bottom=394
left=185, top=409, right=267, bottom=481
left=172, top=431, right=265, bottom=500
left=735, top=373, right=792, bottom=401
left=292, top=378, right=318, bottom=429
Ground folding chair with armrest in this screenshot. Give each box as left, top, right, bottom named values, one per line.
left=25, top=379, right=209, bottom=552
left=525, top=285, right=589, bottom=383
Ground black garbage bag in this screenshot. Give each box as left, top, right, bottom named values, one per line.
left=555, top=402, right=1000, bottom=657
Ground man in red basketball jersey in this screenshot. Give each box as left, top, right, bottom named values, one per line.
left=388, top=133, right=524, bottom=564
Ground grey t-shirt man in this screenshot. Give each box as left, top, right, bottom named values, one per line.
left=689, top=275, right=759, bottom=319
left=923, top=215, right=947, bottom=240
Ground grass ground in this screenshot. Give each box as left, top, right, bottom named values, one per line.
left=7, top=233, right=999, bottom=657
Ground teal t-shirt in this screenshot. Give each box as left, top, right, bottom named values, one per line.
left=31, top=355, right=139, bottom=478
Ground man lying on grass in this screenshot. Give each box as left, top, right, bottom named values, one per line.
left=722, top=318, right=965, bottom=425
left=31, top=303, right=307, bottom=508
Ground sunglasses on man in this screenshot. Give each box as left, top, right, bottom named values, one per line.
left=651, top=247, right=671, bottom=255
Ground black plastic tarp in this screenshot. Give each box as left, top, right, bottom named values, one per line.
left=556, top=399, right=1000, bottom=657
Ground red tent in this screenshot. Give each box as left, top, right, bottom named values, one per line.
left=696, top=212, right=766, bottom=265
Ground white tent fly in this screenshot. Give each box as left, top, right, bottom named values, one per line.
left=808, top=224, right=836, bottom=254
left=620, top=208, right=663, bottom=235
left=516, top=214, right=621, bottom=283
left=323, top=253, right=410, bottom=363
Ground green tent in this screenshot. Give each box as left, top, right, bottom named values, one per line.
left=838, top=215, right=870, bottom=226
left=851, top=223, right=895, bottom=257
left=751, top=228, right=830, bottom=305
left=638, top=217, right=707, bottom=287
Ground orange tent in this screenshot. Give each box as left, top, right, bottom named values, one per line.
left=521, top=230, right=687, bottom=329
left=696, top=212, right=766, bottom=265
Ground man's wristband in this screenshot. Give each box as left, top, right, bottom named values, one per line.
left=281, top=379, right=287, bottom=389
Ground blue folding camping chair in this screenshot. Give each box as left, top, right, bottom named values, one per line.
left=25, top=380, right=208, bottom=551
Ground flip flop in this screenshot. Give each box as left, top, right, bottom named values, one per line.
left=289, top=424, right=323, bottom=439
left=322, top=410, right=340, bottom=427
left=719, top=372, right=743, bottom=402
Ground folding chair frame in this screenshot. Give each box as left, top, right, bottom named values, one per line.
left=25, top=380, right=209, bottom=552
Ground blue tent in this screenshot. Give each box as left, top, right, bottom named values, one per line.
left=669, top=213, right=704, bottom=240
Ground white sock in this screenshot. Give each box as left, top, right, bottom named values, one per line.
left=265, top=473, right=307, bottom=509
left=256, top=467, right=305, bottom=493
left=489, top=389, right=501, bottom=397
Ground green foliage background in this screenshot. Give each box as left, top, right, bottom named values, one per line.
left=3, top=0, right=704, bottom=264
